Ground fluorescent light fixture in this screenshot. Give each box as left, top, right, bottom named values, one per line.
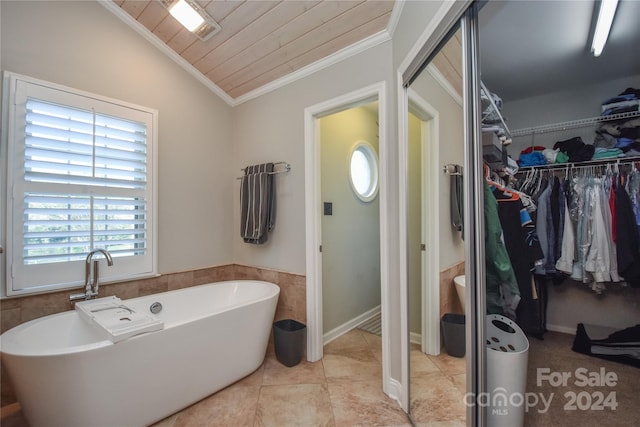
left=591, top=0, right=619, bottom=57
left=160, top=0, right=221, bottom=41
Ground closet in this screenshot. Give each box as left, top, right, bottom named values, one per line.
left=479, top=1, right=640, bottom=337
left=476, top=3, right=640, bottom=425
left=484, top=99, right=640, bottom=336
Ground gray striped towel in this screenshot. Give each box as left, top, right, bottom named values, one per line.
left=240, top=163, right=276, bottom=244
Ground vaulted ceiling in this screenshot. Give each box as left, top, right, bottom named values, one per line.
left=110, top=0, right=395, bottom=102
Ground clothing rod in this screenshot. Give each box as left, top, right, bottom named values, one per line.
left=236, top=162, right=291, bottom=179
left=516, top=156, right=640, bottom=172
left=511, top=110, right=640, bottom=137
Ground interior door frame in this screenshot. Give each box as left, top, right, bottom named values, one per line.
left=408, top=89, right=441, bottom=356
left=304, top=81, right=394, bottom=395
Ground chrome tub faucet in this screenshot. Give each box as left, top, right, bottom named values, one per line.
left=70, top=249, right=114, bottom=302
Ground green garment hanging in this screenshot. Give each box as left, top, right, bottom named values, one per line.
left=484, top=181, right=521, bottom=317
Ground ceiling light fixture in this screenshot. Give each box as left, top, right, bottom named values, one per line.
left=160, top=0, right=221, bottom=41
left=591, top=0, right=619, bottom=57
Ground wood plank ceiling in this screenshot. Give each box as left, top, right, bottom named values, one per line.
left=114, top=0, right=395, bottom=100
left=431, top=30, right=462, bottom=98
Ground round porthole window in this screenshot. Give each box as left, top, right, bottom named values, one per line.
left=349, top=141, right=379, bottom=202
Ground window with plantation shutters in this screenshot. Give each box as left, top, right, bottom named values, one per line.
left=3, top=73, right=157, bottom=296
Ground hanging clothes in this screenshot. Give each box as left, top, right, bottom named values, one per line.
left=627, top=169, right=640, bottom=231
left=492, top=184, right=546, bottom=337
left=484, top=181, right=521, bottom=319
left=615, top=174, right=640, bottom=287
left=583, top=176, right=621, bottom=292
left=517, top=164, right=640, bottom=293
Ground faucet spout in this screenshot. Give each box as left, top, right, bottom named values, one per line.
left=71, top=249, right=114, bottom=302
left=86, top=248, right=114, bottom=266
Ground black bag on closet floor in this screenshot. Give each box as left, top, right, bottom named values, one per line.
left=572, top=323, right=640, bottom=368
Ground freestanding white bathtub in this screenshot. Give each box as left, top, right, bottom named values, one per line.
left=0, top=280, right=280, bottom=427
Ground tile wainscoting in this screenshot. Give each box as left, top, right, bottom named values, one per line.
left=0, top=264, right=306, bottom=407
left=440, top=261, right=465, bottom=317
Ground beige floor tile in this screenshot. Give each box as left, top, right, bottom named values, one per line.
left=255, top=383, right=335, bottom=427
left=239, top=362, right=266, bottom=387
left=328, top=380, right=411, bottom=427
left=411, top=348, right=441, bottom=378
left=361, top=330, right=382, bottom=349
left=410, top=374, right=466, bottom=425
left=262, top=355, right=326, bottom=386
left=150, top=413, right=178, bottom=427
left=451, top=373, right=466, bottom=394
left=416, top=420, right=466, bottom=427
left=323, top=347, right=382, bottom=384
left=361, top=331, right=383, bottom=362
left=324, top=329, right=370, bottom=354
left=173, top=384, right=261, bottom=427
left=428, top=352, right=466, bottom=377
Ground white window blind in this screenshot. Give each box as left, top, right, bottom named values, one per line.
left=4, top=73, right=157, bottom=296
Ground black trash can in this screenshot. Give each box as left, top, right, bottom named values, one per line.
left=441, top=313, right=465, bottom=358
left=273, top=319, right=306, bottom=367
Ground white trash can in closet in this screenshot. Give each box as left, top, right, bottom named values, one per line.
left=486, top=314, right=529, bottom=427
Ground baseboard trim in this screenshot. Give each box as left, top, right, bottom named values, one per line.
left=323, top=305, right=381, bottom=345
left=385, top=377, right=404, bottom=408
left=410, top=331, right=421, bottom=345
left=546, top=323, right=576, bottom=335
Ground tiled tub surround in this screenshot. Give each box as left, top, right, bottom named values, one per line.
left=440, top=261, right=465, bottom=317
left=0, top=264, right=306, bottom=407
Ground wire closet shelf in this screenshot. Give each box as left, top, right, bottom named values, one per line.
left=511, top=110, right=640, bottom=137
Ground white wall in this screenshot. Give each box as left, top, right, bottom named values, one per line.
left=391, top=0, right=446, bottom=69
left=319, top=106, right=381, bottom=333
left=406, top=68, right=465, bottom=340
left=0, top=0, right=234, bottom=275
left=231, top=42, right=396, bottom=271
left=410, top=70, right=465, bottom=270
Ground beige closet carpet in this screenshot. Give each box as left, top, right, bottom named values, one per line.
left=524, top=331, right=640, bottom=426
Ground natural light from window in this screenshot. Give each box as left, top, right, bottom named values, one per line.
left=349, top=142, right=378, bottom=202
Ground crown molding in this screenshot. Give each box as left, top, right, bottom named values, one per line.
left=98, top=0, right=235, bottom=106
left=99, top=0, right=391, bottom=107
left=426, top=63, right=463, bottom=106
left=233, top=29, right=391, bottom=106
left=386, top=0, right=405, bottom=38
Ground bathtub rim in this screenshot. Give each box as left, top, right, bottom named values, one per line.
left=0, top=280, right=280, bottom=357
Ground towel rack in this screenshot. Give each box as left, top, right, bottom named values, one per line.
left=236, top=162, right=291, bottom=179
left=443, top=164, right=463, bottom=176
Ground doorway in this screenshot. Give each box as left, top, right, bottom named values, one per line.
left=319, top=102, right=381, bottom=343
left=304, top=81, right=397, bottom=399
left=408, top=92, right=442, bottom=356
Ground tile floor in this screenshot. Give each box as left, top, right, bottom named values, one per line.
left=149, top=328, right=410, bottom=427
left=2, top=328, right=468, bottom=427
left=149, top=329, right=467, bottom=427
left=409, top=342, right=467, bottom=427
